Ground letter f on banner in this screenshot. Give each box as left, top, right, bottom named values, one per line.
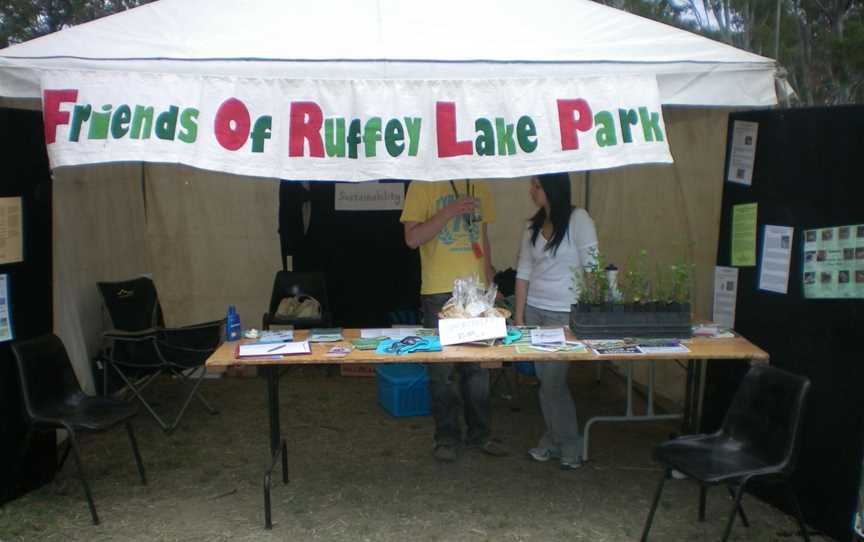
left=557, top=99, right=593, bottom=151
left=43, top=89, right=78, bottom=144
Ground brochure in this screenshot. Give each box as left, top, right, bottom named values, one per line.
left=257, top=329, right=295, bottom=343
left=236, top=341, right=310, bottom=357
left=308, top=328, right=344, bottom=342
left=635, top=339, right=690, bottom=354
left=530, top=327, right=566, bottom=346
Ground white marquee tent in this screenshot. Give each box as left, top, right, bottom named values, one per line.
left=0, top=0, right=776, bottom=392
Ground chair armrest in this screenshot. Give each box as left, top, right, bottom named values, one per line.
left=103, top=328, right=159, bottom=341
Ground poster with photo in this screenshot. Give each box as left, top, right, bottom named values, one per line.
left=0, top=274, right=12, bottom=342
left=802, top=224, right=864, bottom=299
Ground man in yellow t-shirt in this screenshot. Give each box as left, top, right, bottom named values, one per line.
left=400, top=180, right=507, bottom=463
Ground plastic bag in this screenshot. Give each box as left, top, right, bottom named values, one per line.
left=438, top=275, right=510, bottom=319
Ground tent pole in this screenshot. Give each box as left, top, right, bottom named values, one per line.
left=584, top=171, right=591, bottom=212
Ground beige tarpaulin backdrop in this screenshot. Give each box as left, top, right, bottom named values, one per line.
left=55, top=107, right=733, bottom=399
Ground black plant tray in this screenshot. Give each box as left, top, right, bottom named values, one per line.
left=569, top=303, right=692, bottom=339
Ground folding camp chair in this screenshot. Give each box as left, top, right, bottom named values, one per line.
left=98, top=277, right=223, bottom=433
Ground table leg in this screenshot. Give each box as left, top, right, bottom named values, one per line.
left=582, top=360, right=682, bottom=462
left=262, top=366, right=288, bottom=530
left=681, top=359, right=706, bottom=434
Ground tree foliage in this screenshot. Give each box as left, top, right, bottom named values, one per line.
left=0, top=0, right=155, bottom=48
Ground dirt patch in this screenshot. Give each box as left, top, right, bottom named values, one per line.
left=0, top=364, right=808, bottom=541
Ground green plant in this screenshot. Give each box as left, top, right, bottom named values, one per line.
left=573, top=248, right=609, bottom=305
left=617, top=249, right=649, bottom=303
left=654, top=261, right=694, bottom=304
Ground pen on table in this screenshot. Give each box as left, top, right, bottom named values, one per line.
left=266, top=344, right=284, bottom=353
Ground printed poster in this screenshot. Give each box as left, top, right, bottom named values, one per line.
left=713, top=266, right=739, bottom=329
left=731, top=203, right=758, bottom=267
left=0, top=197, right=23, bottom=264
left=726, top=120, right=758, bottom=185
left=0, top=274, right=13, bottom=342
left=758, top=225, right=794, bottom=294
left=802, top=224, right=864, bottom=299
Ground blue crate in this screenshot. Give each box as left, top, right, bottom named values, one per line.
left=376, top=363, right=430, bottom=417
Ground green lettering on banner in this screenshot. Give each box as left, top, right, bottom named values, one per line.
left=618, top=108, right=638, bottom=144
left=131, top=106, right=154, bottom=139
left=594, top=111, right=617, bottom=147
left=110, top=104, right=131, bottom=139
left=69, top=104, right=91, bottom=142
left=249, top=114, right=270, bottom=152
left=638, top=107, right=664, bottom=142
left=324, top=118, right=346, bottom=157
left=516, top=116, right=537, bottom=153
left=384, top=119, right=405, bottom=157
left=404, top=117, right=421, bottom=157
left=347, top=119, right=362, bottom=159
left=495, top=118, right=516, bottom=156
left=474, top=118, right=495, bottom=156
left=178, top=108, right=199, bottom=144
left=88, top=104, right=111, bottom=140
left=155, top=106, right=179, bottom=141
left=364, top=117, right=382, bottom=157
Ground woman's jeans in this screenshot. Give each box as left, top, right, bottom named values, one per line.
left=525, top=304, right=581, bottom=462
left=422, top=293, right=491, bottom=447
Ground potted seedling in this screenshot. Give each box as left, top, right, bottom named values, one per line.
left=570, top=249, right=692, bottom=338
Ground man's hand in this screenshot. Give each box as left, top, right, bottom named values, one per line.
left=443, top=196, right=478, bottom=220
left=404, top=196, right=479, bottom=249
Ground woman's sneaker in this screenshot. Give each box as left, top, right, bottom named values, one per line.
left=559, top=458, right=584, bottom=471
left=528, top=447, right=561, bottom=462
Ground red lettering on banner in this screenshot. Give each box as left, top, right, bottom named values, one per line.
left=43, top=89, right=78, bottom=144
left=214, top=98, right=251, bottom=151
left=289, top=102, right=324, bottom=157
left=557, top=99, right=593, bottom=151
left=435, top=102, right=473, bottom=158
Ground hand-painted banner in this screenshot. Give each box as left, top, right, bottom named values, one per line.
left=40, top=71, right=672, bottom=181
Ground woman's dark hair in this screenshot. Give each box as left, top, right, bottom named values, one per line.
left=529, top=172, right=573, bottom=256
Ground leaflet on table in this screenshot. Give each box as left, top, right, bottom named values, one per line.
left=307, top=328, right=343, bottom=342
left=635, top=339, right=691, bottom=354
left=360, top=327, right=435, bottom=340
left=257, top=329, right=295, bottom=343
left=237, top=341, right=311, bottom=357
left=530, top=327, right=566, bottom=346
left=585, top=339, right=688, bottom=355
left=515, top=342, right=587, bottom=354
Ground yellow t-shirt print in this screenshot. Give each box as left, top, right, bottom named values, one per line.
left=400, top=181, right=496, bottom=295
left=435, top=193, right=481, bottom=252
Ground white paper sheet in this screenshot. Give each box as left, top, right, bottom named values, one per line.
left=712, top=266, right=739, bottom=329
left=0, top=198, right=23, bottom=265
left=361, top=327, right=422, bottom=339
left=237, top=341, right=310, bottom=357
left=758, top=225, right=794, bottom=294
left=0, top=274, right=12, bottom=342
left=530, top=327, right=566, bottom=346
left=726, top=120, right=758, bottom=185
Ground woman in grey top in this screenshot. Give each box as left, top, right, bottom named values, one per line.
left=514, top=172, right=598, bottom=470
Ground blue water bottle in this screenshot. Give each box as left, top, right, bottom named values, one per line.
left=226, top=305, right=242, bottom=342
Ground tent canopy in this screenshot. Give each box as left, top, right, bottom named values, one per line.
left=0, top=0, right=777, bottom=180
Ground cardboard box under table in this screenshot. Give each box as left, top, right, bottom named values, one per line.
left=205, top=328, right=768, bottom=530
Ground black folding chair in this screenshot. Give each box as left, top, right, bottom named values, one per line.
left=641, top=364, right=811, bottom=541
left=12, top=334, right=146, bottom=525
left=98, top=277, right=223, bottom=433
left=261, top=271, right=332, bottom=330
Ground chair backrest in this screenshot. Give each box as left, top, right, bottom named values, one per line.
left=267, top=271, right=330, bottom=317
left=722, top=364, right=810, bottom=470
left=98, top=277, right=165, bottom=331
left=11, top=334, right=82, bottom=420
